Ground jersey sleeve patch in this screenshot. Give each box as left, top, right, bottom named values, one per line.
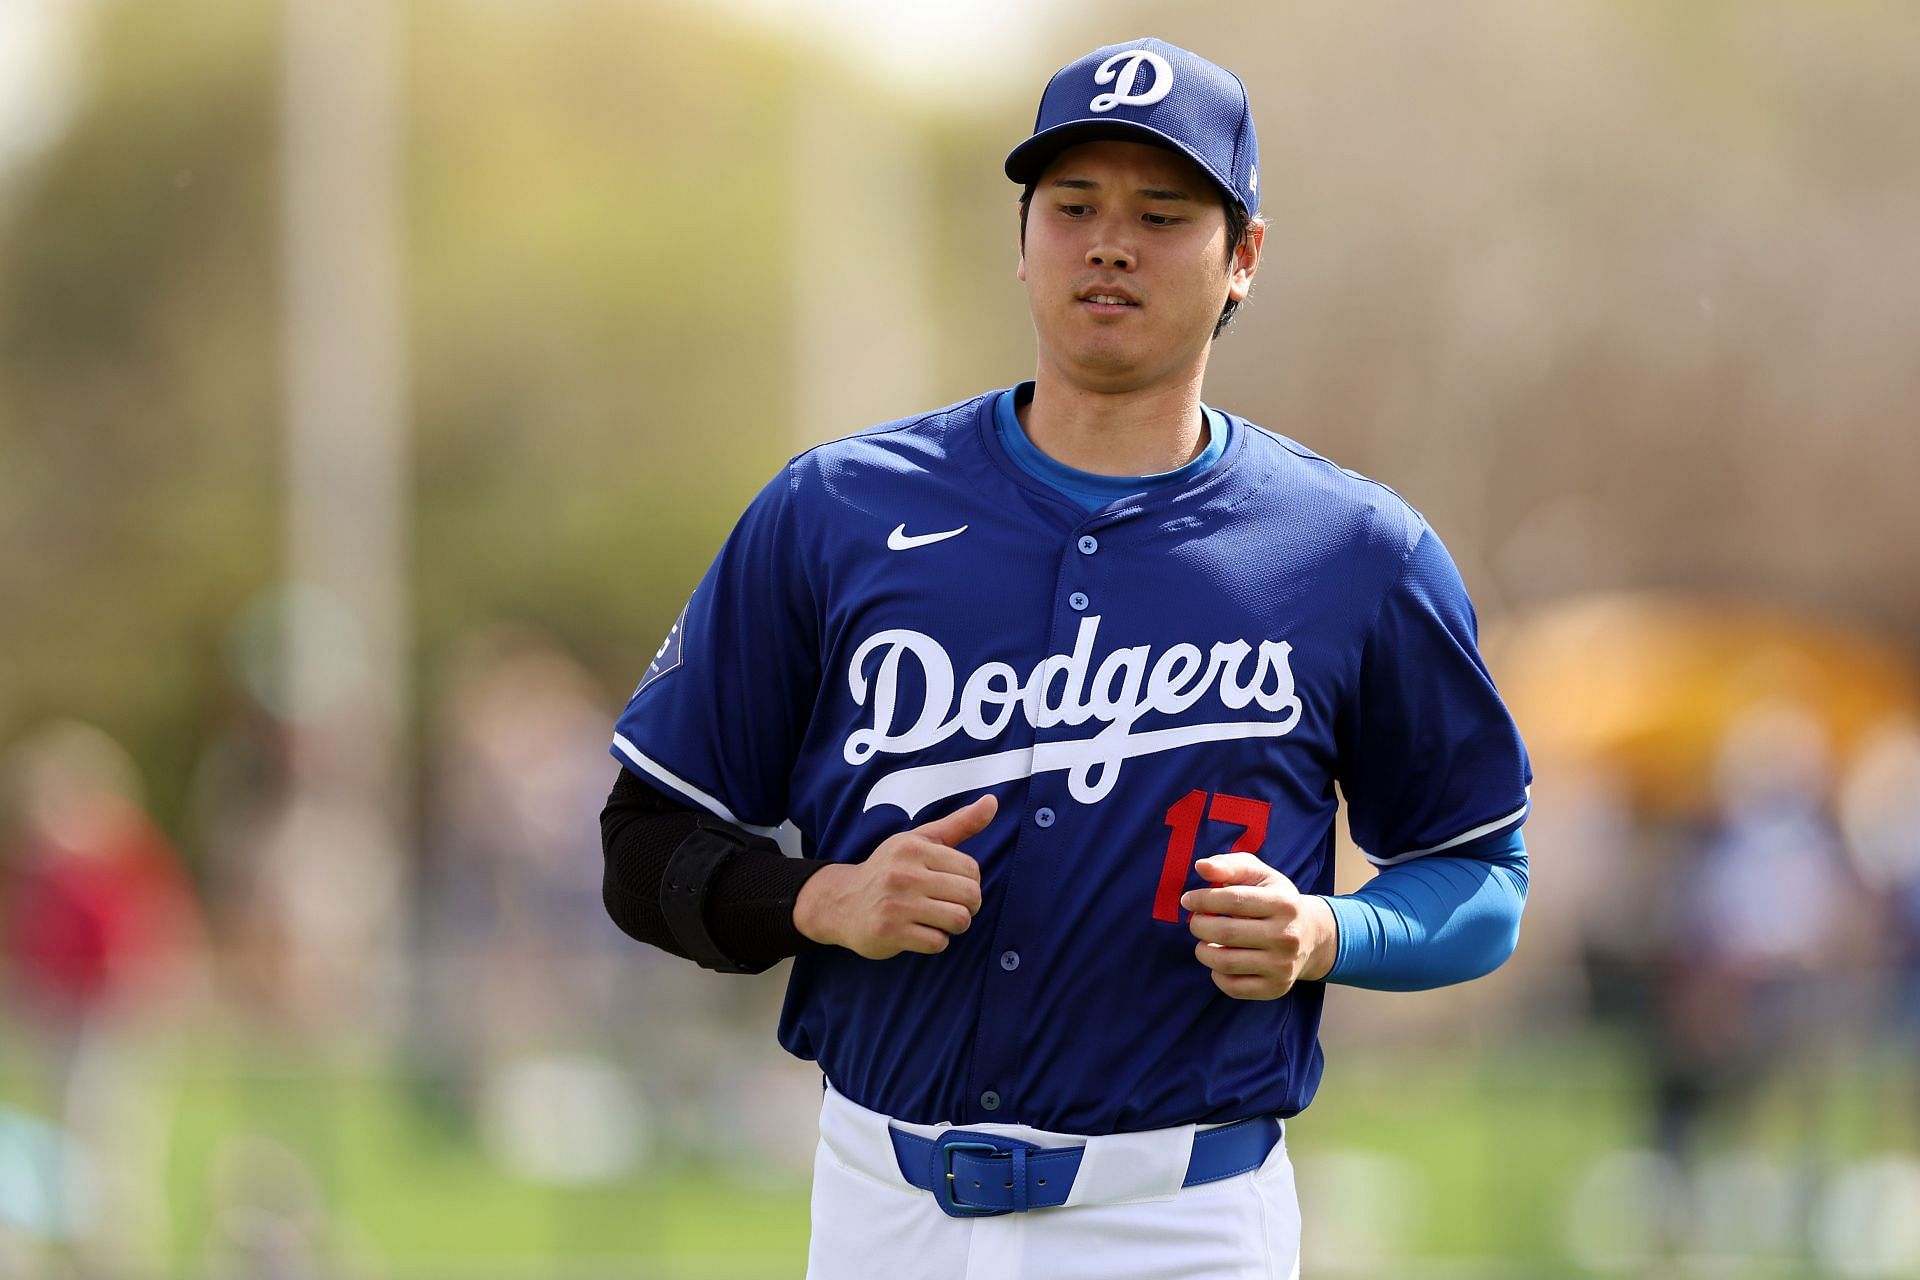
left=610, top=465, right=819, bottom=831
left=632, top=598, right=690, bottom=699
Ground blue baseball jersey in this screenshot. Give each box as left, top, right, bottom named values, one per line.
left=611, top=387, right=1531, bottom=1135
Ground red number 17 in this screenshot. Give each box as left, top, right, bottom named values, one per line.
left=1154, top=790, right=1272, bottom=923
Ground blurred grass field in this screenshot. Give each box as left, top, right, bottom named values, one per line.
left=6, top=1024, right=1914, bottom=1277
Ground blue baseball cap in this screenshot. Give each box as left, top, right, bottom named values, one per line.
left=1005, top=38, right=1260, bottom=216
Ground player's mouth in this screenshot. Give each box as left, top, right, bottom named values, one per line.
left=1076, top=285, right=1140, bottom=316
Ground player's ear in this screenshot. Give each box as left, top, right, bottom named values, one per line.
left=1227, top=218, right=1264, bottom=303
left=1016, top=201, right=1028, bottom=282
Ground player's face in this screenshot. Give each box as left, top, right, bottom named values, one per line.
left=1018, top=139, right=1260, bottom=395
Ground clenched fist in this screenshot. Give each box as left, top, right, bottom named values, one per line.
left=1182, top=852, right=1339, bottom=1000
left=793, top=794, right=996, bottom=959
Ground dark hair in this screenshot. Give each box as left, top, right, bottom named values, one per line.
left=1017, top=181, right=1256, bottom=339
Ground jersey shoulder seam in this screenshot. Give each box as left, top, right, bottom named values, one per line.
left=779, top=461, right=826, bottom=638
left=1356, top=521, right=1437, bottom=676
left=771, top=393, right=992, bottom=627
left=1233, top=421, right=1438, bottom=712
left=1234, top=421, right=1430, bottom=572
left=1236, top=420, right=1426, bottom=524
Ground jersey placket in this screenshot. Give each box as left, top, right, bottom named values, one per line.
left=963, top=507, right=1135, bottom=1124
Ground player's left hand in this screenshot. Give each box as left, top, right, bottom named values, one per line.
left=1181, top=853, right=1339, bottom=1000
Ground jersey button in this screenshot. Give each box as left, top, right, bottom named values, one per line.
left=999, top=950, right=1020, bottom=971
left=1068, top=591, right=1089, bottom=611
left=1077, top=534, right=1099, bottom=555
left=1034, top=807, right=1055, bottom=828
left=980, top=1091, right=1001, bottom=1112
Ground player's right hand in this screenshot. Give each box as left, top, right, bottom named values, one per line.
left=792, top=794, right=995, bottom=960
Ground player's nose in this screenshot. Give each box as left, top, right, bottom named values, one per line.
left=1086, top=244, right=1133, bottom=271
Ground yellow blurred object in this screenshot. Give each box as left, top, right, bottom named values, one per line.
left=1490, top=594, right=1920, bottom=814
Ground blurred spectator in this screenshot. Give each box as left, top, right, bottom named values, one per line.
left=188, top=585, right=407, bottom=1034
left=0, top=719, right=207, bottom=1269
left=188, top=679, right=299, bottom=1019
left=1, top=720, right=203, bottom=1050
left=1837, top=721, right=1920, bottom=1132
left=1646, top=703, right=1866, bottom=1250
left=410, top=626, right=658, bottom=1172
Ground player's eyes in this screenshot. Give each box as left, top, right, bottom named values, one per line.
left=1053, top=204, right=1180, bottom=225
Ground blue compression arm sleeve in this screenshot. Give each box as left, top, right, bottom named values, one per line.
left=1320, top=833, right=1529, bottom=992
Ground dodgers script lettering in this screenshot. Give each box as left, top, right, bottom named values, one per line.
left=845, top=615, right=1304, bottom=818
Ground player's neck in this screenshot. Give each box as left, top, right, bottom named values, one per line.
left=1019, top=371, right=1211, bottom=478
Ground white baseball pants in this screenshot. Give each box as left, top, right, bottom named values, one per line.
left=805, top=1081, right=1302, bottom=1280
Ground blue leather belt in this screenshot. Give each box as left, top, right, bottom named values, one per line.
left=888, top=1115, right=1282, bottom=1218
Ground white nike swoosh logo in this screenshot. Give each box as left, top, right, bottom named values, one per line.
left=887, top=523, right=968, bottom=551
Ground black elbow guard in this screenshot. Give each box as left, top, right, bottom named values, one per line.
left=659, top=818, right=783, bottom=974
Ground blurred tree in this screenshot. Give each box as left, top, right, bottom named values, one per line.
left=408, top=0, right=808, bottom=687
left=0, top=1, right=279, bottom=837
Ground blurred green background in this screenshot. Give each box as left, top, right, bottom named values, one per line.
left=3, top=1, right=1920, bottom=1276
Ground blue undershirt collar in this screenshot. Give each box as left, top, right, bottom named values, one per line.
left=993, top=383, right=1231, bottom=512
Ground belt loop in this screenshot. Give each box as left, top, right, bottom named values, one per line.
left=1010, top=1145, right=1030, bottom=1214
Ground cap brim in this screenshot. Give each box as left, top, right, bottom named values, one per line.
left=1004, top=119, right=1242, bottom=211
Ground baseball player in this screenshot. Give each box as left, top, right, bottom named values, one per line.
left=601, top=38, right=1531, bottom=1280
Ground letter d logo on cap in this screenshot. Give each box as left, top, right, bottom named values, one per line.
left=1089, top=49, right=1172, bottom=113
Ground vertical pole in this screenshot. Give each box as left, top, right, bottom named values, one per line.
left=280, top=0, right=408, bottom=1028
